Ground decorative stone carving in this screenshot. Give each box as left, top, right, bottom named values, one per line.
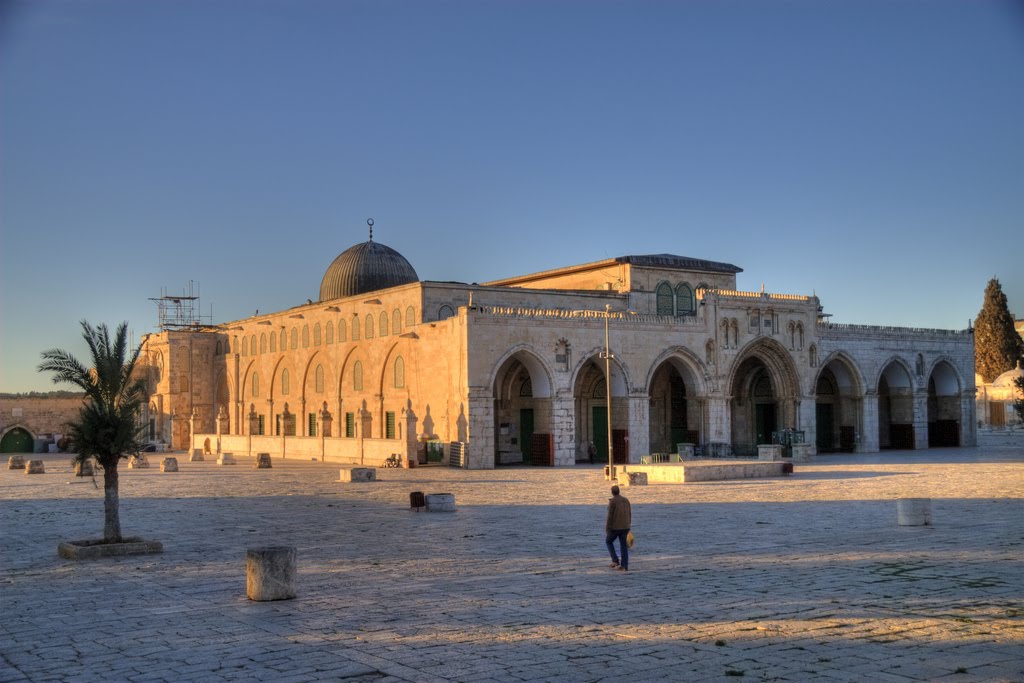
left=217, top=453, right=236, bottom=465
left=25, top=460, right=45, bottom=474
left=129, top=454, right=150, bottom=469
left=9, top=455, right=25, bottom=470
left=160, top=457, right=179, bottom=472
left=246, top=546, right=297, bottom=601
left=255, top=453, right=272, bottom=469
left=425, top=493, right=456, bottom=512
left=897, top=498, right=931, bottom=526
left=339, top=467, right=375, bottom=482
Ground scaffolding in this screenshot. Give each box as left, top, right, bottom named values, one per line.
left=151, top=282, right=213, bottom=331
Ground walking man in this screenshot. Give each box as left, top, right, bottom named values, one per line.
left=605, top=484, right=631, bottom=571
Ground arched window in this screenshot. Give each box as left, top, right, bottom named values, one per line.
left=290, top=328, right=298, bottom=349
left=315, top=364, right=324, bottom=393
left=302, top=325, right=310, bottom=348
left=325, top=321, right=334, bottom=344
left=281, top=368, right=290, bottom=395
left=232, top=337, right=239, bottom=354
left=252, top=372, right=259, bottom=398
left=270, top=332, right=276, bottom=353
left=675, top=283, right=694, bottom=316
left=240, top=338, right=247, bottom=356
left=338, top=318, right=347, bottom=342
left=351, top=316, right=360, bottom=341
left=394, top=356, right=405, bottom=388
left=656, top=282, right=674, bottom=316
left=260, top=334, right=267, bottom=354
left=406, top=306, right=415, bottom=328
left=216, top=340, right=222, bottom=355
left=364, top=314, right=374, bottom=339
left=379, top=311, right=389, bottom=337
left=392, top=308, right=402, bottom=335
left=809, top=344, right=818, bottom=368
left=250, top=335, right=257, bottom=356
left=353, top=361, right=363, bottom=391
left=313, top=323, right=322, bottom=346
left=279, top=330, right=286, bottom=351
left=438, top=305, right=455, bottom=320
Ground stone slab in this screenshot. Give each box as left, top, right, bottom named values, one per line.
left=58, top=538, right=164, bottom=560
left=425, top=493, right=456, bottom=512
left=758, top=444, right=783, bottom=461
left=25, top=460, right=44, bottom=474
left=619, top=460, right=788, bottom=483
left=8, top=455, right=25, bottom=469
left=246, top=546, right=296, bottom=601
left=160, top=457, right=179, bottom=472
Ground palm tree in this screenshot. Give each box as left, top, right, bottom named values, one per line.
left=39, top=321, right=146, bottom=542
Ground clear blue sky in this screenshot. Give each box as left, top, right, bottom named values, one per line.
left=2, top=0, right=1022, bottom=392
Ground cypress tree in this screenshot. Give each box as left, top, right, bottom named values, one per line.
left=974, top=278, right=1024, bottom=383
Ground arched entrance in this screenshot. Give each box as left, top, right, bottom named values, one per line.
left=1, top=427, right=35, bottom=453
left=492, top=350, right=554, bottom=466
left=815, top=356, right=863, bottom=453
left=878, top=361, right=914, bottom=449
left=573, top=354, right=629, bottom=465
left=648, top=355, right=705, bottom=453
left=928, top=361, right=961, bottom=447
left=729, top=341, right=800, bottom=456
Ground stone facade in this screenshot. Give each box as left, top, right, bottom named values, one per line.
left=0, top=394, right=84, bottom=453
left=138, top=249, right=976, bottom=467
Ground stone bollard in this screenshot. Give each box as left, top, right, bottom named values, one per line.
left=74, top=460, right=94, bottom=477
left=217, top=453, right=236, bottom=465
left=897, top=498, right=932, bottom=526
left=160, top=457, right=179, bottom=472
left=25, top=460, right=45, bottom=474
left=425, top=493, right=456, bottom=512
left=8, top=455, right=25, bottom=470
left=129, top=454, right=150, bottom=469
left=254, top=453, right=272, bottom=469
left=190, top=449, right=205, bottom=462
left=246, top=546, right=297, bottom=601
left=339, top=467, right=375, bottom=482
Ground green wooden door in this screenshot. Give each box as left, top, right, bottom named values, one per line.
left=755, top=403, right=777, bottom=445
left=592, top=406, right=609, bottom=464
left=519, top=409, right=534, bottom=463
left=0, top=427, right=34, bottom=453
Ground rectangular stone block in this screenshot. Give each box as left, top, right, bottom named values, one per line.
left=339, top=467, right=376, bottom=482
left=160, top=457, right=179, bottom=472
left=8, top=455, right=25, bottom=469
left=758, top=444, right=783, bottom=461
left=217, top=453, right=236, bottom=465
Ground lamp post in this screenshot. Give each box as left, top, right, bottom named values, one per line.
left=599, top=304, right=615, bottom=479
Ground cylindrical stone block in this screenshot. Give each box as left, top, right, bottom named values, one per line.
left=246, top=546, right=297, bottom=601
left=425, top=493, right=456, bottom=512
left=8, top=455, right=25, bottom=470
left=897, top=498, right=932, bottom=526
left=25, top=460, right=45, bottom=474
left=160, top=457, right=179, bottom=472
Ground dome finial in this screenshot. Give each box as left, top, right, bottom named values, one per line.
left=367, top=217, right=374, bottom=242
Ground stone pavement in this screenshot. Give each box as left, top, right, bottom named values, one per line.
left=1, top=447, right=1022, bottom=683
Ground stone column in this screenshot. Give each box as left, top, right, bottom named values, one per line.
left=861, top=391, right=879, bottom=453
left=913, top=391, right=929, bottom=450
left=960, top=391, right=977, bottom=447
left=550, top=392, right=575, bottom=466
left=403, top=406, right=418, bottom=463
left=626, top=394, right=650, bottom=464
left=706, top=396, right=731, bottom=444
left=300, top=399, right=307, bottom=436
left=188, top=410, right=196, bottom=452
left=217, top=405, right=228, bottom=439
left=266, top=399, right=274, bottom=436
left=797, top=397, right=817, bottom=455
left=465, top=388, right=494, bottom=469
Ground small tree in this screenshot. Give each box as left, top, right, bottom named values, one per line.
left=974, top=278, right=1024, bottom=383
left=39, top=321, right=145, bottom=542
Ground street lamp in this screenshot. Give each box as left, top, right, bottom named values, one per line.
left=599, top=304, right=615, bottom=479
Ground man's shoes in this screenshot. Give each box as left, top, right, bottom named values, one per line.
left=608, top=562, right=620, bottom=569
left=615, top=565, right=627, bottom=572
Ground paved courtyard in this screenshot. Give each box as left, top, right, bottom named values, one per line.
left=1, top=446, right=1022, bottom=683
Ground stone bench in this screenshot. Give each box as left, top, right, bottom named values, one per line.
left=160, top=457, right=179, bottom=472
left=339, top=467, right=376, bottom=482
left=217, top=453, right=236, bottom=465
left=246, top=546, right=296, bottom=601
left=619, top=460, right=788, bottom=483
left=25, top=460, right=45, bottom=474
left=254, top=453, right=272, bottom=469
left=425, top=493, right=456, bottom=512
left=8, top=455, right=25, bottom=470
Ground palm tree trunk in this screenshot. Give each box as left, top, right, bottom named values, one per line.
left=103, top=461, right=122, bottom=542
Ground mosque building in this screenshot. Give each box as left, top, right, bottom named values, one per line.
left=136, top=224, right=976, bottom=467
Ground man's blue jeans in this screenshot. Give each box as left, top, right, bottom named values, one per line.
left=606, top=529, right=629, bottom=569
